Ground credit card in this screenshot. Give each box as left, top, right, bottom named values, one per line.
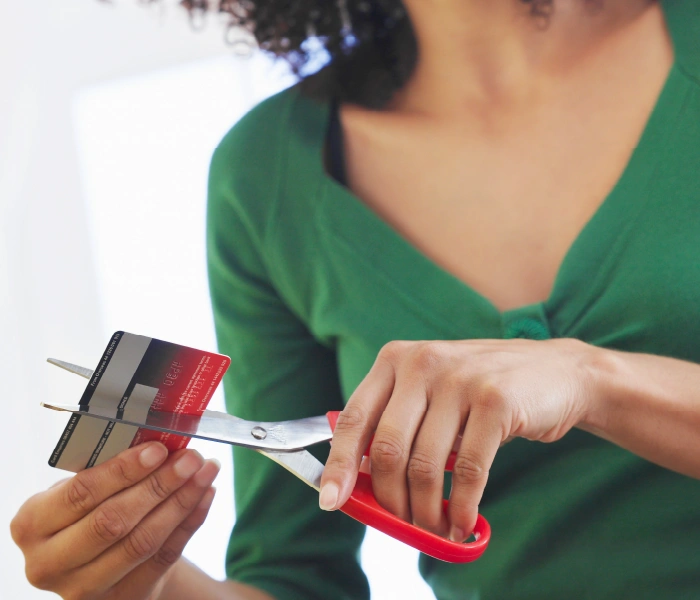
left=48, top=331, right=230, bottom=472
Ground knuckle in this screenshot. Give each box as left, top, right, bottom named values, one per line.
left=370, top=431, right=406, bottom=473
left=63, top=584, right=97, bottom=600
left=25, top=562, right=50, bottom=589
left=107, top=456, right=138, bottom=486
left=448, top=495, right=477, bottom=528
left=452, top=453, right=489, bottom=485
left=407, top=452, right=441, bottom=489
left=377, top=340, right=410, bottom=364
left=170, top=487, right=197, bottom=513
left=480, top=378, right=509, bottom=410
left=448, top=494, right=470, bottom=513
left=325, top=453, right=359, bottom=475
left=25, top=563, right=40, bottom=587
left=151, top=544, right=182, bottom=569
left=334, top=405, right=367, bottom=435
left=10, top=512, right=29, bottom=546
left=89, top=505, right=128, bottom=544
left=65, top=476, right=96, bottom=514
left=409, top=342, right=444, bottom=372
left=145, top=471, right=172, bottom=502
left=123, top=525, right=159, bottom=562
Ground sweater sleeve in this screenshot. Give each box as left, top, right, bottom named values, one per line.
left=206, top=93, right=369, bottom=600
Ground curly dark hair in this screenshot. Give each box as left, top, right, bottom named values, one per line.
left=178, top=0, right=555, bottom=108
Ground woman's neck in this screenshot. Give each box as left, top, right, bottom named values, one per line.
left=393, top=0, right=660, bottom=115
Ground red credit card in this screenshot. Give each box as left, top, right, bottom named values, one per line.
left=49, top=331, right=230, bottom=472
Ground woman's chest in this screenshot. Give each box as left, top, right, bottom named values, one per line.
left=340, top=107, right=663, bottom=313
left=266, top=69, right=700, bottom=390
left=337, top=41, right=673, bottom=312
left=312, top=204, right=700, bottom=399
left=271, top=153, right=700, bottom=392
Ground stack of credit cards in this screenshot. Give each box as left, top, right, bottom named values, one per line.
left=49, top=331, right=230, bottom=472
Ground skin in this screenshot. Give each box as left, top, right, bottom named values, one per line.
left=338, top=0, right=671, bottom=311
left=320, top=340, right=700, bottom=541
left=320, top=0, right=700, bottom=543
left=13, top=0, right=699, bottom=598
left=11, top=443, right=272, bottom=600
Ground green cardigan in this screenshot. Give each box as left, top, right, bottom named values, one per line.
left=207, top=1, right=700, bottom=597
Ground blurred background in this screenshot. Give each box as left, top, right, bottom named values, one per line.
left=0, top=1, right=434, bottom=598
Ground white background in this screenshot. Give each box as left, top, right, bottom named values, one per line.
left=1, top=1, right=435, bottom=598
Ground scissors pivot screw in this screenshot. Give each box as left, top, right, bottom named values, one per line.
left=251, top=426, right=268, bottom=440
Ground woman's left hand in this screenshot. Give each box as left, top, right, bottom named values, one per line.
left=319, top=338, right=601, bottom=542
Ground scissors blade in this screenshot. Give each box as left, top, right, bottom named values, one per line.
left=47, top=358, right=94, bottom=380
left=41, top=401, right=332, bottom=452
left=259, top=448, right=325, bottom=491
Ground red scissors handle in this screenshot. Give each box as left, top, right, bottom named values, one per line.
left=326, top=411, right=491, bottom=563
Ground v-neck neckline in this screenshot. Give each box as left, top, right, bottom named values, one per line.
left=306, top=0, right=688, bottom=333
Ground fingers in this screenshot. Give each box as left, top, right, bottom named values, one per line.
left=21, top=442, right=169, bottom=539
left=17, top=443, right=220, bottom=599
left=111, top=487, right=216, bottom=600
left=320, top=338, right=515, bottom=544
left=320, top=350, right=396, bottom=511
left=369, top=373, right=428, bottom=523
left=448, top=408, right=503, bottom=542
left=82, top=459, right=220, bottom=593
left=407, top=406, right=463, bottom=536
left=40, top=449, right=207, bottom=571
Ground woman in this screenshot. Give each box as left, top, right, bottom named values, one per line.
left=12, top=0, right=700, bottom=598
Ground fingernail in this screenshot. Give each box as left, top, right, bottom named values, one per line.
left=139, top=443, right=168, bottom=468
left=197, top=487, right=216, bottom=511
left=319, top=483, right=339, bottom=511
left=174, top=451, right=203, bottom=479
left=194, top=458, right=221, bottom=487
left=449, top=526, right=465, bottom=543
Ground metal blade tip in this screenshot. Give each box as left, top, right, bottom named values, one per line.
left=40, top=402, right=84, bottom=413
left=47, top=358, right=94, bottom=379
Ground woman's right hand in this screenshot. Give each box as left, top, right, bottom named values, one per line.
left=10, top=442, right=220, bottom=600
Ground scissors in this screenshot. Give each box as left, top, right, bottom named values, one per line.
left=43, top=358, right=491, bottom=563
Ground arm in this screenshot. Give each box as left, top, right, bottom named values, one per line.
left=580, top=347, right=700, bottom=479
left=204, top=95, right=369, bottom=600
left=320, top=338, right=700, bottom=543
